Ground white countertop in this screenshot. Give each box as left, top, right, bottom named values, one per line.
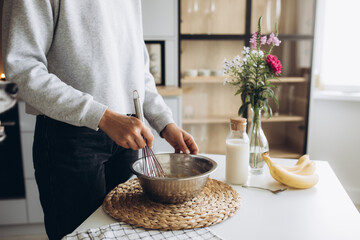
left=74, top=154, right=360, bottom=240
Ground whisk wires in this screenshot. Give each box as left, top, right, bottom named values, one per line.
left=133, top=90, right=166, bottom=178
left=142, top=145, right=166, bottom=177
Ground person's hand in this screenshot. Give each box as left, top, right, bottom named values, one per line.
left=161, top=123, right=199, bottom=154
left=98, top=109, right=154, bottom=150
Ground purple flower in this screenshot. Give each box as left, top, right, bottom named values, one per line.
left=267, top=33, right=275, bottom=44
left=272, top=37, right=281, bottom=46
left=260, top=36, right=267, bottom=45
left=267, top=33, right=281, bottom=46
left=250, top=32, right=257, bottom=49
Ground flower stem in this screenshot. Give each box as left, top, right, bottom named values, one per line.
left=256, top=16, right=263, bottom=51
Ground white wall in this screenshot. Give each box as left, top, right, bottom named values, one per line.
left=307, top=98, right=360, bottom=205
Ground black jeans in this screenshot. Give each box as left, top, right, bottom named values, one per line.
left=33, top=116, right=138, bottom=240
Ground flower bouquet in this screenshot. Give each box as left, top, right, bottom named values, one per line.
left=223, top=16, right=282, bottom=174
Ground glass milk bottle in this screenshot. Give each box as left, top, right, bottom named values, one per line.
left=226, top=117, right=250, bottom=185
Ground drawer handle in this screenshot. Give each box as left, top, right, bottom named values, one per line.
left=0, top=126, right=6, bottom=142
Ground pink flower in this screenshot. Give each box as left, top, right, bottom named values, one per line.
left=250, top=32, right=257, bottom=48
left=266, top=54, right=282, bottom=75
left=267, top=33, right=281, bottom=46
left=260, top=36, right=267, bottom=45
left=250, top=32, right=268, bottom=48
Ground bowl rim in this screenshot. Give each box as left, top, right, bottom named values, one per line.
left=130, top=153, right=218, bottom=181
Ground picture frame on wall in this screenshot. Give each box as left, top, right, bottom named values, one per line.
left=145, top=41, right=165, bottom=86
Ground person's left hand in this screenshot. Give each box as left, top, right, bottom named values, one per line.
left=161, top=123, right=199, bottom=154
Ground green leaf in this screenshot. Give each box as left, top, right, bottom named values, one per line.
left=263, top=100, right=272, bottom=119
left=273, top=94, right=279, bottom=108
left=267, top=84, right=277, bottom=88
left=265, top=88, right=274, bottom=96
left=235, top=89, right=242, bottom=96
left=247, top=82, right=255, bottom=88
left=268, top=105, right=273, bottom=118
left=241, top=92, right=246, bottom=103
left=263, top=101, right=268, bottom=114
left=238, top=102, right=250, bottom=116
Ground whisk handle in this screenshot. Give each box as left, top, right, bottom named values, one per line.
left=133, top=90, right=144, bottom=123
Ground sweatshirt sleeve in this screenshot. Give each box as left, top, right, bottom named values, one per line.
left=1, top=0, right=107, bottom=130
left=142, top=42, right=175, bottom=134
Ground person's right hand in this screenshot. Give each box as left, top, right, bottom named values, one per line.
left=98, top=109, right=154, bottom=150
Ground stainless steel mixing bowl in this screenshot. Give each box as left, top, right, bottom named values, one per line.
left=130, top=153, right=217, bottom=204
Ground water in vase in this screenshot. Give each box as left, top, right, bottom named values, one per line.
left=249, top=146, right=269, bottom=174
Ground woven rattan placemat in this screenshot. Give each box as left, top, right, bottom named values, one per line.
left=102, top=178, right=241, bottom=230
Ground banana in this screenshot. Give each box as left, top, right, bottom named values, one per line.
left=262, top=153, right=319, bottom=189
left=280, top=154, right=311, bottom=172
left=282, top=155, right=316, bottom=175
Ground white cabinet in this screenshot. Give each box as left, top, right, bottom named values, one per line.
left=25, top=179, right=44, bottom=223
left=152, top=96, right=182, bottom=153
left=0, top=102, right=38, bottom=226
left=21, top=132, right=35, bottom=179
left=19, top=101, right=36, bottom=179
left=142, top=0, right=178, bottom=87
left=0, top=199, right=27, bottom=225
left=18, top=102, right=43, bottom=225
left=18, top=101, right=36, bottom=132
left=141, top=0, right=177, bottom=37
left=163, top=40, right=178, bottom=87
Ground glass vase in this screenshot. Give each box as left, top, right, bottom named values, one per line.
left=248, top=107, right=269, bottom=174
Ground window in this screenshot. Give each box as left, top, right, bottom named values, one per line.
left=314, top=0, right=360, bottom=93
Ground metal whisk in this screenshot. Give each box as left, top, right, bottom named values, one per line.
left=133, top=90, right=165, bottom=178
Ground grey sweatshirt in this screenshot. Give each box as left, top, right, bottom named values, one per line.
left=1, top=0, right=174, bottom=133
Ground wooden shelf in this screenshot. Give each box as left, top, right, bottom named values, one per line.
left=183, top=117, right=229, bottom=124
left=277, top=77, right=308, bottom=83
left=183, top=115, right=304, bottom=125
left=156, top=86, right=182, bottom=97
left=269, top=146, right=303, bottom=159
left=199, top=146, right=303, bottom=158
left=259, top=115, right=304, bottom=123
left=182, top=76, right=225, bottom=84
left=181, top=76, right=307, bottom=84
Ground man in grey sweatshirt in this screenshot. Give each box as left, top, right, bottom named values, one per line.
left=2, top=1, right=198, bottom=239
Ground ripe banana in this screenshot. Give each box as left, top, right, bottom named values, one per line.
left=262, top=153, right=319, bottom=189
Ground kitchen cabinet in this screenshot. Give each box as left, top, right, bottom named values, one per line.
left=152, top=90, right=183, bottom=153
left=25, top=179, right=44, bottom=223
left=0, top=200, right=27, bottom=225
left=18, top=102, right=43, bottom=223
left=142, top=0, right=179, bottom=87
left=179, top=0, right=316, bottom=158
left=20, top=132, right=35, bottom=179
left=141, top=0, right=177, bottom=37
left=141, top=0, right=182, bottom=152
